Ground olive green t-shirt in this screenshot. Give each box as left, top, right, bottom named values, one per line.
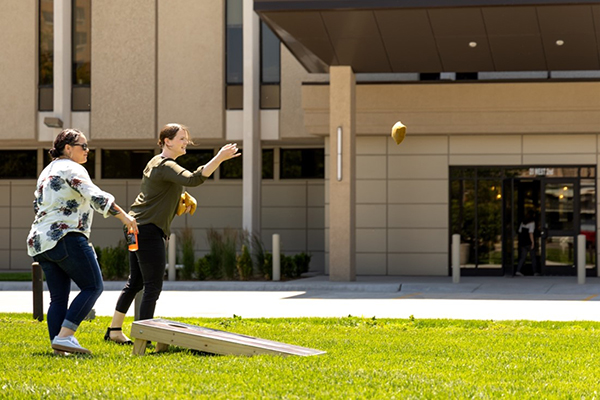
left=129, top=155, right=206, bottom=237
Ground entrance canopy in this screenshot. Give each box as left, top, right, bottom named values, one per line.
left=255, top=0, right=600, bottom=73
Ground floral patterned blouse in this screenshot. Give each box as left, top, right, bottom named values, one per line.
left=27, top=159, right=115, bottom=257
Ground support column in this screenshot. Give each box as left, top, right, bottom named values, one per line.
left=328, top=66, right=356, bottom=281
left=242, top=0, right=261, bottom=236
left=54, top=0, right=71, bottom=129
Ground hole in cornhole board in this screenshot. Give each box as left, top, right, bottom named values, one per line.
left=130, top=318, right=326, bottom=357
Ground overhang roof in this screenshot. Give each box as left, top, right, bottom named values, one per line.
left=255, top=0, right=600, bottom=73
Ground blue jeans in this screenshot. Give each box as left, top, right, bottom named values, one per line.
left=33, top=232, right=104, bottom=341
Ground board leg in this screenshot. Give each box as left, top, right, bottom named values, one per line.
left=132, top=339, right=148, bottom=355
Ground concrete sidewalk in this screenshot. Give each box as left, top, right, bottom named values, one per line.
left=1, top=275, right=600, bottom=321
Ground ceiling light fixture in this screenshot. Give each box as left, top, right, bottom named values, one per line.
left=468, top=41, right=477, bottom=48
left=556, top=39, right=564, bottom=46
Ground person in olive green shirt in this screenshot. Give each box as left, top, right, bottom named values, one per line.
left=105, top=123, right=240, bottom=344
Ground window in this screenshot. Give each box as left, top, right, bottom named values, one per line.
left=280, top=149, right=324, bottom=179
left=0, top=151, right=38, bottom=179
left=177, top=150, right=215, bottom=179
left=101, top=150, right=154, bottom=179
left=219, top=149, right=275, bottom=179
left=260, top=21, right=280, bottom=109
left=44, top=149, right=96, bottom=179
left=226, top=0, right=243, bottom=110
left=72, top=0, right=91, bottom=111
left=39, top=0, right=54, bottom=111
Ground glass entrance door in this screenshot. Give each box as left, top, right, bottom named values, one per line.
left=541, top=179, right=579, bottom=275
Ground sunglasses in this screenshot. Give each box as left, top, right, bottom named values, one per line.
left=71, top=143, right=89, bottom=151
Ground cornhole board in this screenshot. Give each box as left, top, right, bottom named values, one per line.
left=130, top=319, right=326, bottom=357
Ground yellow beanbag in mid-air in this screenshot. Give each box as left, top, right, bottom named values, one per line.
left=391, top=121, right=406, bottom=145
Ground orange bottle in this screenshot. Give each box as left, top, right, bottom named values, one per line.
left=127, top=227, right=138, bottom=252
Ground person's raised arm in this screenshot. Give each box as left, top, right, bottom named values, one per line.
left=201, top=143, right=240, bottom=178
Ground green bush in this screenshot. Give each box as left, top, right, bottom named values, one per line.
left=237, top=244, right=253, bottom=280
left=178, top=228, right=196, bottom=280
left=206, top=228, right=223, bottom=279
left=222, top=228, right=238, bottom=279
left=98, top=239, right=129, bottom=280
left=262, top=251, right=273, bottom=280
left=195, top=255, right=211, bottom=280
left=293, top=252, right=311, bottom=277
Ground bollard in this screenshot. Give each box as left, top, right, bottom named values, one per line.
left=452, top=234, right=460, bottom=284
left=168, top=233, right=176, bottom=281
left=577, top=234, right=586, bottom=285
left=32, top=262, right=44, bottom=321
left=272, top=234, right=280, bottom=281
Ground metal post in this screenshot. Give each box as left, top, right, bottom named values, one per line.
left=272, top=234, right=280, bottom=281
left=577, top=234, right=586, bottom=285
left=32, top=262, right=44, bottom=321
left=452, top=234, right=460, bottom=284
left=168, top=233, right=176, bottom=281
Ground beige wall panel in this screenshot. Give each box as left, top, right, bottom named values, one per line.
left=389, top=136, right=448, bottom=155
left=196, top=207, right=243, bottom=229
left=357, top=180, right=387, bottom=204
left=262, top=207, right=307, bottom=229
left=449, top=155, right=522, bottom=165
left=262, top=185, right=307, bottom=207
left=388, top=253, right=448, bottom=276
left=388, top=155, right=448, bottom=179
left=356, top=253, right=387, bottom=275
left=0, top=228, right=8, bottom=249
left=450, top=135, right=522, bottom=154
left=303, top=82, right=600, bottom=136
left=524, top=135, right=596, bottom=154
left=307, top=207, right=324, bottom=229
left=307, top=228, right=325, bottom=251
left=10, top=228, right=28, bottom=250
left=0, top=251, right=9, bottom=270
left=158, top=0, right=223, bottom=139
left=96, top=184, right=128, bottom=205
left=357, top=156, right=387, bottom=179
left=191, top=184, right=243, bottom=207
left=92, top=0, right=156, bottom=139
left=388, top=180, right=447, bottom=204
left=0, top=184, right=9, bottom=206
left=388, top=204, right=448, bottom=229
left=356, top=205, right=386, bottom=228
left=10, top=183, right=36, bottom=206
left=0, top=209, right=8, bottom=229
left=388, top=228, right=447, bottom=253
left=307, top=184, right=325, bottom=207
left=10, top=249, right=31, bottom=270
left=356, top=228, right=386, bottom=253
left=524, top=154, right=597, bottom=165
left=261, top=229, right=306, bottom=252
left=10, top=207, right=32, bottom=229
left=280, top=47, right=310, bottom=139
left=0, top=1, right=36, bottom=139
left=356, top=136, right=387, bottom=155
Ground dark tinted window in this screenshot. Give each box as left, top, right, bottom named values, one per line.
left=39, top=0, right=54, bottom=111
left=44, top=149, right=96, bottom=179
left=280, top=148, right=324, bottom=179
left=177, top=149, right=214, bottom=179
left=0, top=151, right=38, bottom=179
left=101, top=150, right=154, bottom=179
left=262, top=149, right=274, bottom=179
left=219, top=149, right=275, bottom=179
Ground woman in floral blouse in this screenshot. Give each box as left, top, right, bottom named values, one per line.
left=27, top=129, right=137, bottom=355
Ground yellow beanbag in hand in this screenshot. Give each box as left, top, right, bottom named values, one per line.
left=176, top=192, right=198, bottom=216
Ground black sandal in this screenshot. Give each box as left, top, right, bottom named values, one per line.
left=104, top=327, right=133, bottom=345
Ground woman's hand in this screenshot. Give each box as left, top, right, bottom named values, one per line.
left=119, top=213, right=138, bottom=234
left=217, top=143, right=240, bottom=162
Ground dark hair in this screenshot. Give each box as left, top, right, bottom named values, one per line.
left=157, top=123, right=193, bottom=147
left=49, top=128, right=83, bottom=159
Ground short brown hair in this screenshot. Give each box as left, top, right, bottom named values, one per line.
left=157, top=123, right=193, bottom=147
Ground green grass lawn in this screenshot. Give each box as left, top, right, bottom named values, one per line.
left=0, top=272, right=32, bottom=281
left=2, top=313, right=600, bottom=399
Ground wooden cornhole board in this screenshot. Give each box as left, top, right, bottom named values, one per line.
left=130, top=319, right=326, bottom=357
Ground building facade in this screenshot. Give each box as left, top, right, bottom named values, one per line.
left=1, top=0, right=599, bottom=280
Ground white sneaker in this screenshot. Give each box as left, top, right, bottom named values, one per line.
left=515, top=272, right=524, bottom=277
left=51, top=335, right=91, bottom=354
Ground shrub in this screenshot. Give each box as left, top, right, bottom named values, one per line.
left=206, top=228, right=223, bottom=279
left=195, top=255, right=210, bottom=280
left=250, top=233, right=265, bottom=277
left=293, top=252, right=312, bottom=277
left=178, top=228, right=196, bottom=280
left=262, top=251, right=273, bottom=280
left=237, top=244, right=253, bottom=280
left=222, top=228, right=239, bottom=280
left=98, top=239, right=129, bottom=280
